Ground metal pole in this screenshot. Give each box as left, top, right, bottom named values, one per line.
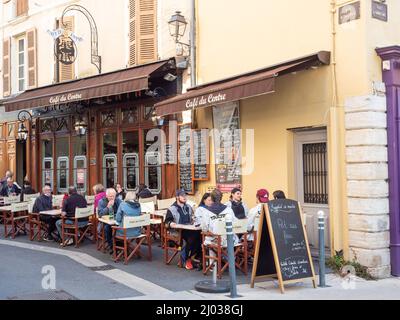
left=190, top=0, right=197, bottom=87
left=225, top=214, right=238, bottom=298
left=318, top=210, right=327, bottom=288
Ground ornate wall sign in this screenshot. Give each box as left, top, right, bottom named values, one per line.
left=372, top=1, right=388, bottom=22
left=339, top=1, right=361, bottom=24
left=55, top=34, right=77, bottom=65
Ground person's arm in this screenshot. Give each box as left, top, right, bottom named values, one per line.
left=97, top=200, right=109, bottom=217
left=164, top=209, right=175, bottom=228
left=32, top=198, right=40, bottom=214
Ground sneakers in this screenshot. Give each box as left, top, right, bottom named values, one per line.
left=185, top=259, right=194, bottom=270
left=43, top=235, right=54, bottom=242
left=60, top=238, right=74, bottom=246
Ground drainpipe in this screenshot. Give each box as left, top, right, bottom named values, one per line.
left=190, top=0, right=196, bottom=87
left=376, top=46, right=400, bottom=277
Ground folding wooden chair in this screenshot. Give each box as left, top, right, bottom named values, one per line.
left=202, top=217, right=249, bottom=278
left=52, top=195, right=64, bottom=209
left=28, top=200, right=44, bottom=241
left=139, top=195, right=158, bottom=206
left=85, top=195, right=95, bottom=205
left=4, top=202, right=29, bottom=239
left=23, top=193, right=40, bottom=203
left=61, top=205, right=95, bottom=248
left=3, top=195, right=21, bottom=205
left=157, top=198, right=175, bottom=211
left=112, top=214, right=152, bottom=265
left=163, top=224, right=183, bottom=266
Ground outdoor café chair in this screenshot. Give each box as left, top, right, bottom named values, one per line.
left=60, top=205, right=95, bottom=248
left=112, top=214, right=152, bottom=265
left=139, top=195, right=158, bottom=206
left=23, top=193, right=40, bottom=203
left=3, top=195, right=22, bottom=205
left=4, top=202, right=29, bottom=239
left=163, top=222, right=183, bottom=266
left=52, top=194, right=64, bottom=209
left=201, top=218, right=249, bottom=279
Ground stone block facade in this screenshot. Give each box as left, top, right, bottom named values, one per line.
left=345, top=94, right=391, bottom=278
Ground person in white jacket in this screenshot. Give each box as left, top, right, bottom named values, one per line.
left=194, top=192, right=212, bottom=227
left=201, top=189, right=238, bottom=247
left=247, top=189, right=270, bottom=241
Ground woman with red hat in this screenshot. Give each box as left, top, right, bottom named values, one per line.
left=247, top=189, right=270, bottom=241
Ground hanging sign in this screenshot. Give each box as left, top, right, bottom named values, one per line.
left=339, top=1, right=361, bottom=24
left=372, top=1, right=388, bottom=22
left=251, top=199, right=316, bottom=293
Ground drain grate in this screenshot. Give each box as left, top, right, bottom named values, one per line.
left=88, top=264, right=116, bottom=271
left=7, top=290, right=78, bottom=300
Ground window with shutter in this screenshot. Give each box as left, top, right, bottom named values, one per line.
left=57, top=16, right=75, bottom=82
left=16, top=0, right=28, bottom=17
left=3, top=38, right=11, bottom=97
left=27, top=28, right=37, bottom=89
left=129, top=0, right=157, bottom=66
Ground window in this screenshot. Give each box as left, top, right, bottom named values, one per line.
left=302, top=143, right=328, bottom=204
left=17, top=37, right=26, bottom=92
left=56, top=137, right=69, bottom=193
left=73, top=136, right=87, bottom=193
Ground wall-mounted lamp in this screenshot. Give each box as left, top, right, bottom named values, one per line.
left=17, top=110, right=33, bottom=141
left=168, top=11, right=190, bottom=57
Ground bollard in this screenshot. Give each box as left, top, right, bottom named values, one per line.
left=318, top=210, right=327, bottom=288
left=225, top=214, right=238, bottom=298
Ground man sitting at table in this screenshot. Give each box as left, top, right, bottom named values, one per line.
left=165, top=189, right=201, bottom=270
left=98, top=188, right=122, bottom=253
left=20, top=180, right=36, bottom=202
left=33, top=185, right=57, bottom=242
left=0, top=177, right=21, bottom=197
left=56, top=186, right=88, bottom=246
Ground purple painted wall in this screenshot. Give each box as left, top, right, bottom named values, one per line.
left=377, top=46, right=400, bottom=277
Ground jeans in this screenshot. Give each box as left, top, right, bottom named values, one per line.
left=56, top=219, right=88, bottom=241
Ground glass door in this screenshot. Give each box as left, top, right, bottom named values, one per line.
left=73, top=136, right=87, bottom=193
left=56, top=137, right=69, bottom=194
left=122, top=131, right=139, bottom=192
left=41, top=138, right=53, bottom=189
left=102, top=132, right=118, bottom=188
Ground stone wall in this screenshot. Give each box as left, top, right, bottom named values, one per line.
left=345, top=95, right=391, bottom=278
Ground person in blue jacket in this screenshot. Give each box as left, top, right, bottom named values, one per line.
left=115, top=191, right=142, bottom=239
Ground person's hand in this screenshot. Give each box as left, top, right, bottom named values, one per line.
left=108, top=200, right=114, bottom=208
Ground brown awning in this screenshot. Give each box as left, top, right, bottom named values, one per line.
left=155, top=51, right=330, bottom=116
left=4, top=59, right=174, bottom=112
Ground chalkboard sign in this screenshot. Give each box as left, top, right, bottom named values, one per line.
left=192, top=129, right=209, bottom=181
left=178, top=124, right=194, bottom=194
left=251, top=199, right=316, bottom=293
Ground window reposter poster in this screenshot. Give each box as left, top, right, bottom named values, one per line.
left=212, top=101, right=242, bottom=193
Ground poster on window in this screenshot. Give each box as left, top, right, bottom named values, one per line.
left=213, top=102, right=242, bottom=193
left=77, top=169, right=85, bottom=185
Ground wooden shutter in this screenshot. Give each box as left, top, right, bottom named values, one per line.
left=129, top=0, right=137, bottom=66
left=58, top=16, right=75, bottom=82
left=137, top=0, right=157, bottom=64
left=16, top=0, right=28, bottom=16
left=27, top=28, right=37, bottom=89
left=3, top=38, right=11, bottom=97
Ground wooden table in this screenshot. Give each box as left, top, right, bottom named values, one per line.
left=39, top=209, right=61, bottom=216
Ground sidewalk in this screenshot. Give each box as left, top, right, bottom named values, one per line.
left=120, top=274, right=400, bottom=300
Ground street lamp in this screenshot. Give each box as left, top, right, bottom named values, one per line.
left=168, top=11, right=187, bottom=42
left=17, top=110, right=33, bottom=141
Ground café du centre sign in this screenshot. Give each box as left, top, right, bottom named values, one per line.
left=185, top=92, right=227, bottom=109
left=49, top=92, right=84, bottom=105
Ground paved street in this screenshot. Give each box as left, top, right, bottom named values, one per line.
left=1, top=232, right=400, bottom=300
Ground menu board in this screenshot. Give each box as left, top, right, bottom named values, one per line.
left=212, top=102, right=241, bottom=192
left=178, top=124, right=194, bottom=194
left=251, top=199, right=316, bottom=293
left=192, top=129, right=209, bottom=180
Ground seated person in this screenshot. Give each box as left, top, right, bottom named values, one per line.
left=32, top=185, right=57, bottom=242
left=194, top=192, right=212, bottom=227
left=115, top=191, right=142, bottom=238
left=93, top=183, right=106, bottom=212
left=165, top=189, right=201, bottom=270
left=56, top=186, right=88, bottom=246
left=273, top=190, right=286, bottom=200
left=225, top=187, right=249, bottom=220
left=0, top=177, right=21, bottom=197
left=98, top=188, right=122, bottom=253
left=115, top=183, right=126, bottom=201
left=20, top=180, right=36, bottom=202
left=247, top=189, right=270, bottom=242
left=137, top=183, right=153, bottom=199
left=202, top=189, right=238, bottom=248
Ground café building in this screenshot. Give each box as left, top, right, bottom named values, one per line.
left=3, top=58, right=181, bottom=199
